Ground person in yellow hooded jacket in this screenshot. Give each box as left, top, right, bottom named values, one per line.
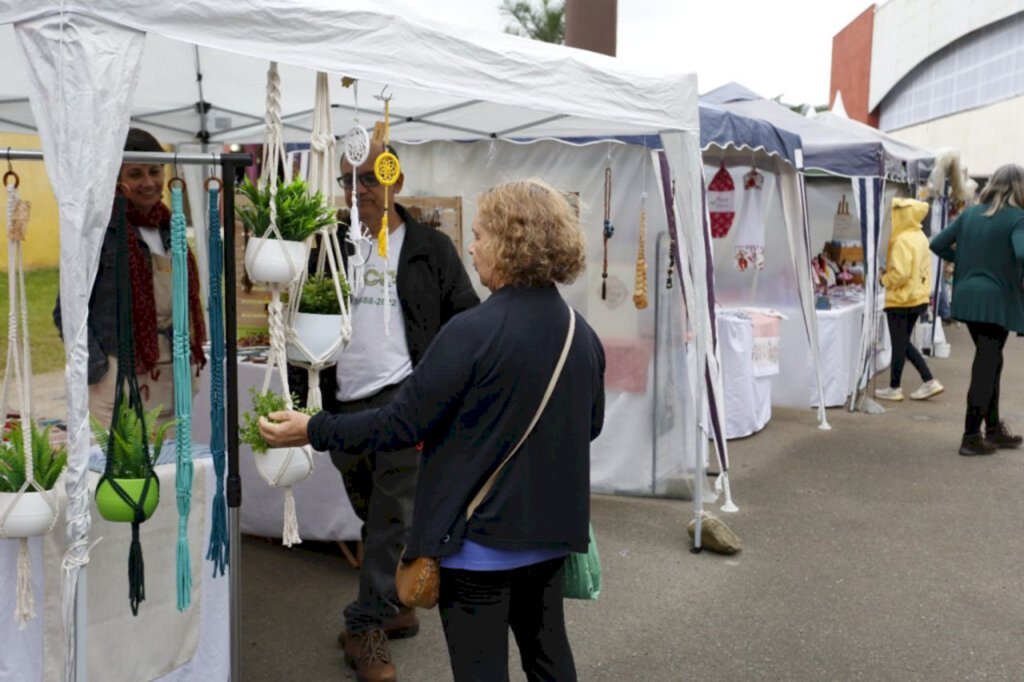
left=875, top=197, right=944, bottom=402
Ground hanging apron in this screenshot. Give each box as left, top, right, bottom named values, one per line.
left=89, top=252, right=199, bottom=437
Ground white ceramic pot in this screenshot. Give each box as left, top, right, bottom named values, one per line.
left=0, top=490, right=59, bottom=538
left=244, top=238, right=309, bottom=286
left=255, top=446, right=313, bottom=488
left=287, top=312, right=344, bottom=364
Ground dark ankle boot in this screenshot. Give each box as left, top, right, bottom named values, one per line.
left=985, top=421, right=1023, bottom=449
left=959, top=433, right=997, bottom=456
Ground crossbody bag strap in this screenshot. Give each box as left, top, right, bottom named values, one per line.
left=465, top=303, right=576, bottom=521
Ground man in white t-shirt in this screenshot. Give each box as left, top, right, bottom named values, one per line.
left=319, top=141, right=478, bottom=682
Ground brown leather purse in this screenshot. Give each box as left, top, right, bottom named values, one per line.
left=396, top=305, right=576, bottom=609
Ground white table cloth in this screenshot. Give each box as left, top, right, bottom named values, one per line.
left=192, top=359, right=362, bottom=542
left=0, top=456, right=228, bottom=682
left=716, top=311, right=773, bottom=439
left=774, top=296, right=892, bottom=409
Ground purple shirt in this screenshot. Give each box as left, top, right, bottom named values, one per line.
left=440, top=539, right=569, bottom=571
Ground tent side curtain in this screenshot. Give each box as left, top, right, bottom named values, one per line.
left=850, top=176, right=886, bottom=405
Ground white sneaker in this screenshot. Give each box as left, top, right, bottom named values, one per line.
left=875, top=387, right=904, bottom=401
left=910, top=380, right=944, bottom=400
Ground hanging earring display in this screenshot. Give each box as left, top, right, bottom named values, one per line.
left=633, top=193, right=648, bottom=309
left=601, top=166, right=614, bottom=300
left=667, top=179, right=676, bottom=290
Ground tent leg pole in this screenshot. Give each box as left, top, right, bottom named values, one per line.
left=220, top=154, right=248, bottom=682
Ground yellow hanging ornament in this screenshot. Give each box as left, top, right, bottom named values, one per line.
left=373, top=93, right=401, bottom=259
left=633, top=199, right=648, bottom=310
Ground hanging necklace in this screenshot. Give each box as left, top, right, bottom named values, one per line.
left=633, top=193, right=648, bottom=309
left=601, top=165, right=614, bottom=300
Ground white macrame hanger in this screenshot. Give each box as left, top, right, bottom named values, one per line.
left=249, top=62, right=311, bottom=547
left=287, top=71, right=354, bottom=411
left=0, top=170, right=61, bottom=629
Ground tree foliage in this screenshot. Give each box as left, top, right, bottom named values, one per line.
left=500, top=0, right=565, bottom=44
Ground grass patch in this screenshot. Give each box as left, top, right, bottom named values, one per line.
left=0, top=268, right=65, bottom=375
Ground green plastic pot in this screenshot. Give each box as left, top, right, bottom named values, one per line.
left=95, top=477, right=160, bottom=523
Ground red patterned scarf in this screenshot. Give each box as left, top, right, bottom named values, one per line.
left=122, top=201, right=208, bottom=377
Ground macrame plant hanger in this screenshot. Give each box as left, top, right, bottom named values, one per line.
left=342, top=78, right=372, bottom=294
left=372, top=87, right=401, bottom=337
left=204, top=176, right=229, bottom=577
left=244, top=62, right=313, bottom=547
left=287, top=72, right=353, bottom=411
left=601, top=149, right=615, bottom=300
left=100, top=193, right=161, bottom=616
left=0, top=165, right=61, bottom=629
left=168, top=176, right=195, bottom=611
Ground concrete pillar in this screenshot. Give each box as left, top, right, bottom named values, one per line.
left=565, top=0, right=617, bottom=57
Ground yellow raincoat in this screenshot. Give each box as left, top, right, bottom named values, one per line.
left=882, top=198, right=932, bottom=309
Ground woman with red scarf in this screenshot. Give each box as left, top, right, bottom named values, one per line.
left=54, top=128, right=207, bottom=429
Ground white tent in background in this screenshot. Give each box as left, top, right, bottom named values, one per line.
left=831, top=90, right=849, bottom=118
left=0, top=2, right=723, bottom=680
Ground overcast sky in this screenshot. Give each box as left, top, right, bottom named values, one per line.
left=427, top=0, right=875, bottom=105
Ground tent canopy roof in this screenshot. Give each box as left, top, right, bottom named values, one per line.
left=699, top=103, right=802, bottom=170
left=702, top=82, right=934, bottom=180
left=0, top=1, right=699, bottom=144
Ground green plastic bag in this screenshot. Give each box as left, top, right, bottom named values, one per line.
left=563, top=523, right=601, bottom=600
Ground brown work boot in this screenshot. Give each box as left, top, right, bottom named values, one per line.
left=337, top=608, right=419, bottom=648
left=343, top=628, right=396, bottom=682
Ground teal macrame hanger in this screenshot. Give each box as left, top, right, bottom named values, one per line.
left=204, top=175, right=229, bottom=577
left=169, top=176, right=195, bottom=611
left=98, top=192, right=160, bottom=616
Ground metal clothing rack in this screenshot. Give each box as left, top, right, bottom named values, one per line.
left=4, top=147, right=251, bottom=682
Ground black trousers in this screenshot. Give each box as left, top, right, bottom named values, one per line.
left=885, top=305, right=933, bottom=388
left=325, top=382, right=420, bottom=632
left=965, top=322, right=1010, bottom=435
left=439, top=557, right=576, bottom=682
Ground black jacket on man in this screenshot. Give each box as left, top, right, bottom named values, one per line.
left=295, top=203, right=479, bottom=405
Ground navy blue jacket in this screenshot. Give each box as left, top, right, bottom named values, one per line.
left=308, top=285, right=605, bottom=558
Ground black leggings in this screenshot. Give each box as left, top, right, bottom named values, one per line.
left=886, top=306, right=933, bottom=388
left=964, top=321, right=1010, bottom=435
left=439, top=558, right=575, bottom=682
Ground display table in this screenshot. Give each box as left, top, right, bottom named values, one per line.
left=715, top=309, right=778, bottom=439
left=774, top=296, right=891, bottom=409
left=0, top=455, right=228, bottom=682
left=192, top=359, right=362, bottom=542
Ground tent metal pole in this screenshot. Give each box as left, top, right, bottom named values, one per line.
left=219, top=154, right=246, bottom=682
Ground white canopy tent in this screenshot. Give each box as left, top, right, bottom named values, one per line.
left=0, top=2, right=723, bottom=679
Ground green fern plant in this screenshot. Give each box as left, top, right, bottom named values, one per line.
left=0, top=421, right=68, bottom=493
left=89, top=398, right=173, bottom=479
left=239, top=388, right=317, bottom=454
left=237, top=177, right=337, bottom=242
left=284, top=274, right=351, bottom=315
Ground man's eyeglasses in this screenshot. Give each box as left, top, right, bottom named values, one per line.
left=337, top=172, right=381, bottom=190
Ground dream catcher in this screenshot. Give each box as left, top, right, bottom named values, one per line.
left=372, top=87, right=401, bottom=335
left=341, top=77, right=373, bottom=291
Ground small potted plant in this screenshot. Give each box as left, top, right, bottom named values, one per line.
left=0, top=421, right=67, bottom=537
left=239, top=177, right=336, bottom=285
left=90, top=399, right=173, bottom=523
left=286, top=273, right=352, bottom=364
left=239, top=388, right=317, bottom=488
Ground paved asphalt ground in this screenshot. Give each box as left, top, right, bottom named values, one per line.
left=31, top=322, right=1024, bottom=680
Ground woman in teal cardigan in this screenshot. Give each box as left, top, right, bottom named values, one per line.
left=930, top=164, right=1024, bottom=456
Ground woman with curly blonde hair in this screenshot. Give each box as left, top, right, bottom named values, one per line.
left=261, top=178, right=605, bottom=681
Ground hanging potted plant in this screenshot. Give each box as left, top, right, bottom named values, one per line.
left=285, top=273, right=352, bottom=364
left=239, top=177, right=336, bottom=285
left=90, top=399, right=173, bottom=523
left=239, top=388, right=317, bottom=487
left=0, top=421, right=67, bottom=537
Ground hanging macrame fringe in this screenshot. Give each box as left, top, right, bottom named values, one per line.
left=205, top=182, right=229, bottom=577
left=16, top=538, right=35, bottom=627
left=170, top=183, right=194, bottom=611
left=281, top=487, right=300, bottom=547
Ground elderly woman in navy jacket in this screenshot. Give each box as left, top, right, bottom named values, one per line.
left=262, top=178, right=605, bottom=682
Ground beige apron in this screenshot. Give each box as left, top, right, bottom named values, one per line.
left=90, top=252, right=199, bottom=440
